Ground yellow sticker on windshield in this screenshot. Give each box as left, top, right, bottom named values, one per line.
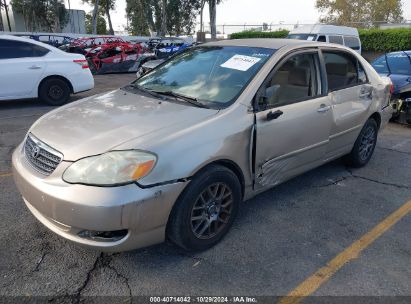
left=220, top=55, right=261, bottom=71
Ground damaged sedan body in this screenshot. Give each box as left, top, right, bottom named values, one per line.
left=13, top=39, right=392, bottom=252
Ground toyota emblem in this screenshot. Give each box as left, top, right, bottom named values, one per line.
left=32, top=146, right=41, bottom=159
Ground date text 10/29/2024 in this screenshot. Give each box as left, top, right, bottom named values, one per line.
left=150, top=297, right=258, bottom=303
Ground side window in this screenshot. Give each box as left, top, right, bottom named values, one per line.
left=343, top=36, right=360, bottom=51
left=259, top=53, right=320, bottom=108
left=386, top=53, right=411, bottom=75
left=372, top=55, right=389, bottom=74
left=317, top=35, right=326, bottom=42
left=323, top=51, right=366, bottom=91
left=32, top=44, right=50, bottom=57
left=329, top=35, right=343, bottom=45
left=0, top=40, right=49, bottom=59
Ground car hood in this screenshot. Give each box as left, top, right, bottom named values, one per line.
left=30, top=89, right=219, bottom=161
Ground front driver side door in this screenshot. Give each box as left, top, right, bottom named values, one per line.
left=254, top=50, right=332, bottom=190
left=0, top=39, right=48, bottom=99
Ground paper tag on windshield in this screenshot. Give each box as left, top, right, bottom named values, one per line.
left=221, top=55, right=261, bottom=71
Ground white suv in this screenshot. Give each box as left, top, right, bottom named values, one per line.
left=0, top=35, right=94, bottom=105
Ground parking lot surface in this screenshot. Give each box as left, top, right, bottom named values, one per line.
left=0, top=73, right=410, bottom=302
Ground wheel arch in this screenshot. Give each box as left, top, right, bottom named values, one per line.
left=38, top=75, right=74, bottom=95
left=369, top=112, right=382, bottom=130
left=191, top=159, right=246, bottom=201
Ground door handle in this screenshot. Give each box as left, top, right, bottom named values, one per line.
left=266, top=110, right=283, bottom=121
left=360, top=87, right=373, bottom=99
left=359, top=90, right=372, bottom=99
left=29, top=65, right=42, bottom=70
left=317, top=104, right=331, bottom=113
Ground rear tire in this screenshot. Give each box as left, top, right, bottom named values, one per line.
left=345, top=119, right=378, bottom=168
left=39, top=78, right=71, bottom=106
left=167, top=165, right=241, bottom=251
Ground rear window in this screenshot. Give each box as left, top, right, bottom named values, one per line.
left=0, top=39, right=49, bottom=59
left=344, top=36, right=360, bottom=50
left=372, top=56, right=390, bottom=74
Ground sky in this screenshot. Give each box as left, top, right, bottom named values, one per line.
left=33, top=0, right=411, bottom=32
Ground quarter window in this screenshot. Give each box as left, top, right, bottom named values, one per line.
left=0, top=40, right=49, bottom=59
left=372, top=55, right=390, bottom=74
left=329, top=36, right=343, bottom=45
left=323, top=51, right=367, bottom=92
left=259, top=53, right=320, bottom=108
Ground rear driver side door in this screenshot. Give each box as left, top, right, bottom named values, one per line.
left=254, top=49, right=332, bottom=190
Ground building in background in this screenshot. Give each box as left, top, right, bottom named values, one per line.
left=1, top=7, right=85, bottom=34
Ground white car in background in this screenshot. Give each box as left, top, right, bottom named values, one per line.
left=0, top=35, right=94, bottom=106
left=288, top=24, right=362, bottom=54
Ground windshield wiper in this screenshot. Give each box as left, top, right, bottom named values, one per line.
left=127, top=84, right=166, bottom=100
left=150, top=90, right=210, bottom=109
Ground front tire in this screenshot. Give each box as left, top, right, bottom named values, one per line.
left=167, top=165, right=241, bottom=251
left=345, top=118, right=378, bottom=168
left=39, top=78, right=71, bottom=106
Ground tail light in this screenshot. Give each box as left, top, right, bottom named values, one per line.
left=73, top=59, right=89, bottom=69
left=390, top=83, right=395, bottom=95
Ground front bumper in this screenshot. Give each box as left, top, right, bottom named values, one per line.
left=12, top=143, right=188, bottom=252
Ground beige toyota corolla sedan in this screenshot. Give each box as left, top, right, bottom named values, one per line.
left=13, top=39, right=392, bottom=252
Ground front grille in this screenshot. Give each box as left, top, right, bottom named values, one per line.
left=24, top=134, right=63, bottom=175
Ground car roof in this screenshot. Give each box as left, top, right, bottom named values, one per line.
left=386, top=50, right=411, bottom=56
left=203, top=38, right=322, bottom=50
left=0, top=34, right=56, bottom=49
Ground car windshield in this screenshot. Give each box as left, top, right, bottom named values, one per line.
left=133, top=46, right=275, bottom=107
left=288, top=34, right=317, bottom=41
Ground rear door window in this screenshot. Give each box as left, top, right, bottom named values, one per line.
left=386, top=53, right=411, bottom=75
left=344, top=36, right=360, bottom=50
left=323, top=51, right=367, bottom=91
left=0, top=40, right=49, bottom=59
left=329, top=36, right=344, bottom=45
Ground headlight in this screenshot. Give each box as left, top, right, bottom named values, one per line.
left=63, top=150, right=157, bottom=186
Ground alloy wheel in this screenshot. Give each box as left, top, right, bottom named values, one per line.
left=190, top=182, right=233, bottom=240
left=359, top=126, right=376, bottom=161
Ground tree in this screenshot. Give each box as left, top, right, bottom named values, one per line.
left=126, top=0, right=202, bottom=36
left=126, top=0, right=153, bottom=35
left=199, top=0, right=205, bottom=32
left=158, top=0, right=166, bottom=36
left=91, top=0, right=99, bottom=34
left=316, top=0, right=404, bottom=28
left=11, top=0, right=68, bottom=32
left=84, top=0, right=116, bottom=34
left=85, top=12, right=107, bottom=34
left=207, top=0, right=222, bottom=39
